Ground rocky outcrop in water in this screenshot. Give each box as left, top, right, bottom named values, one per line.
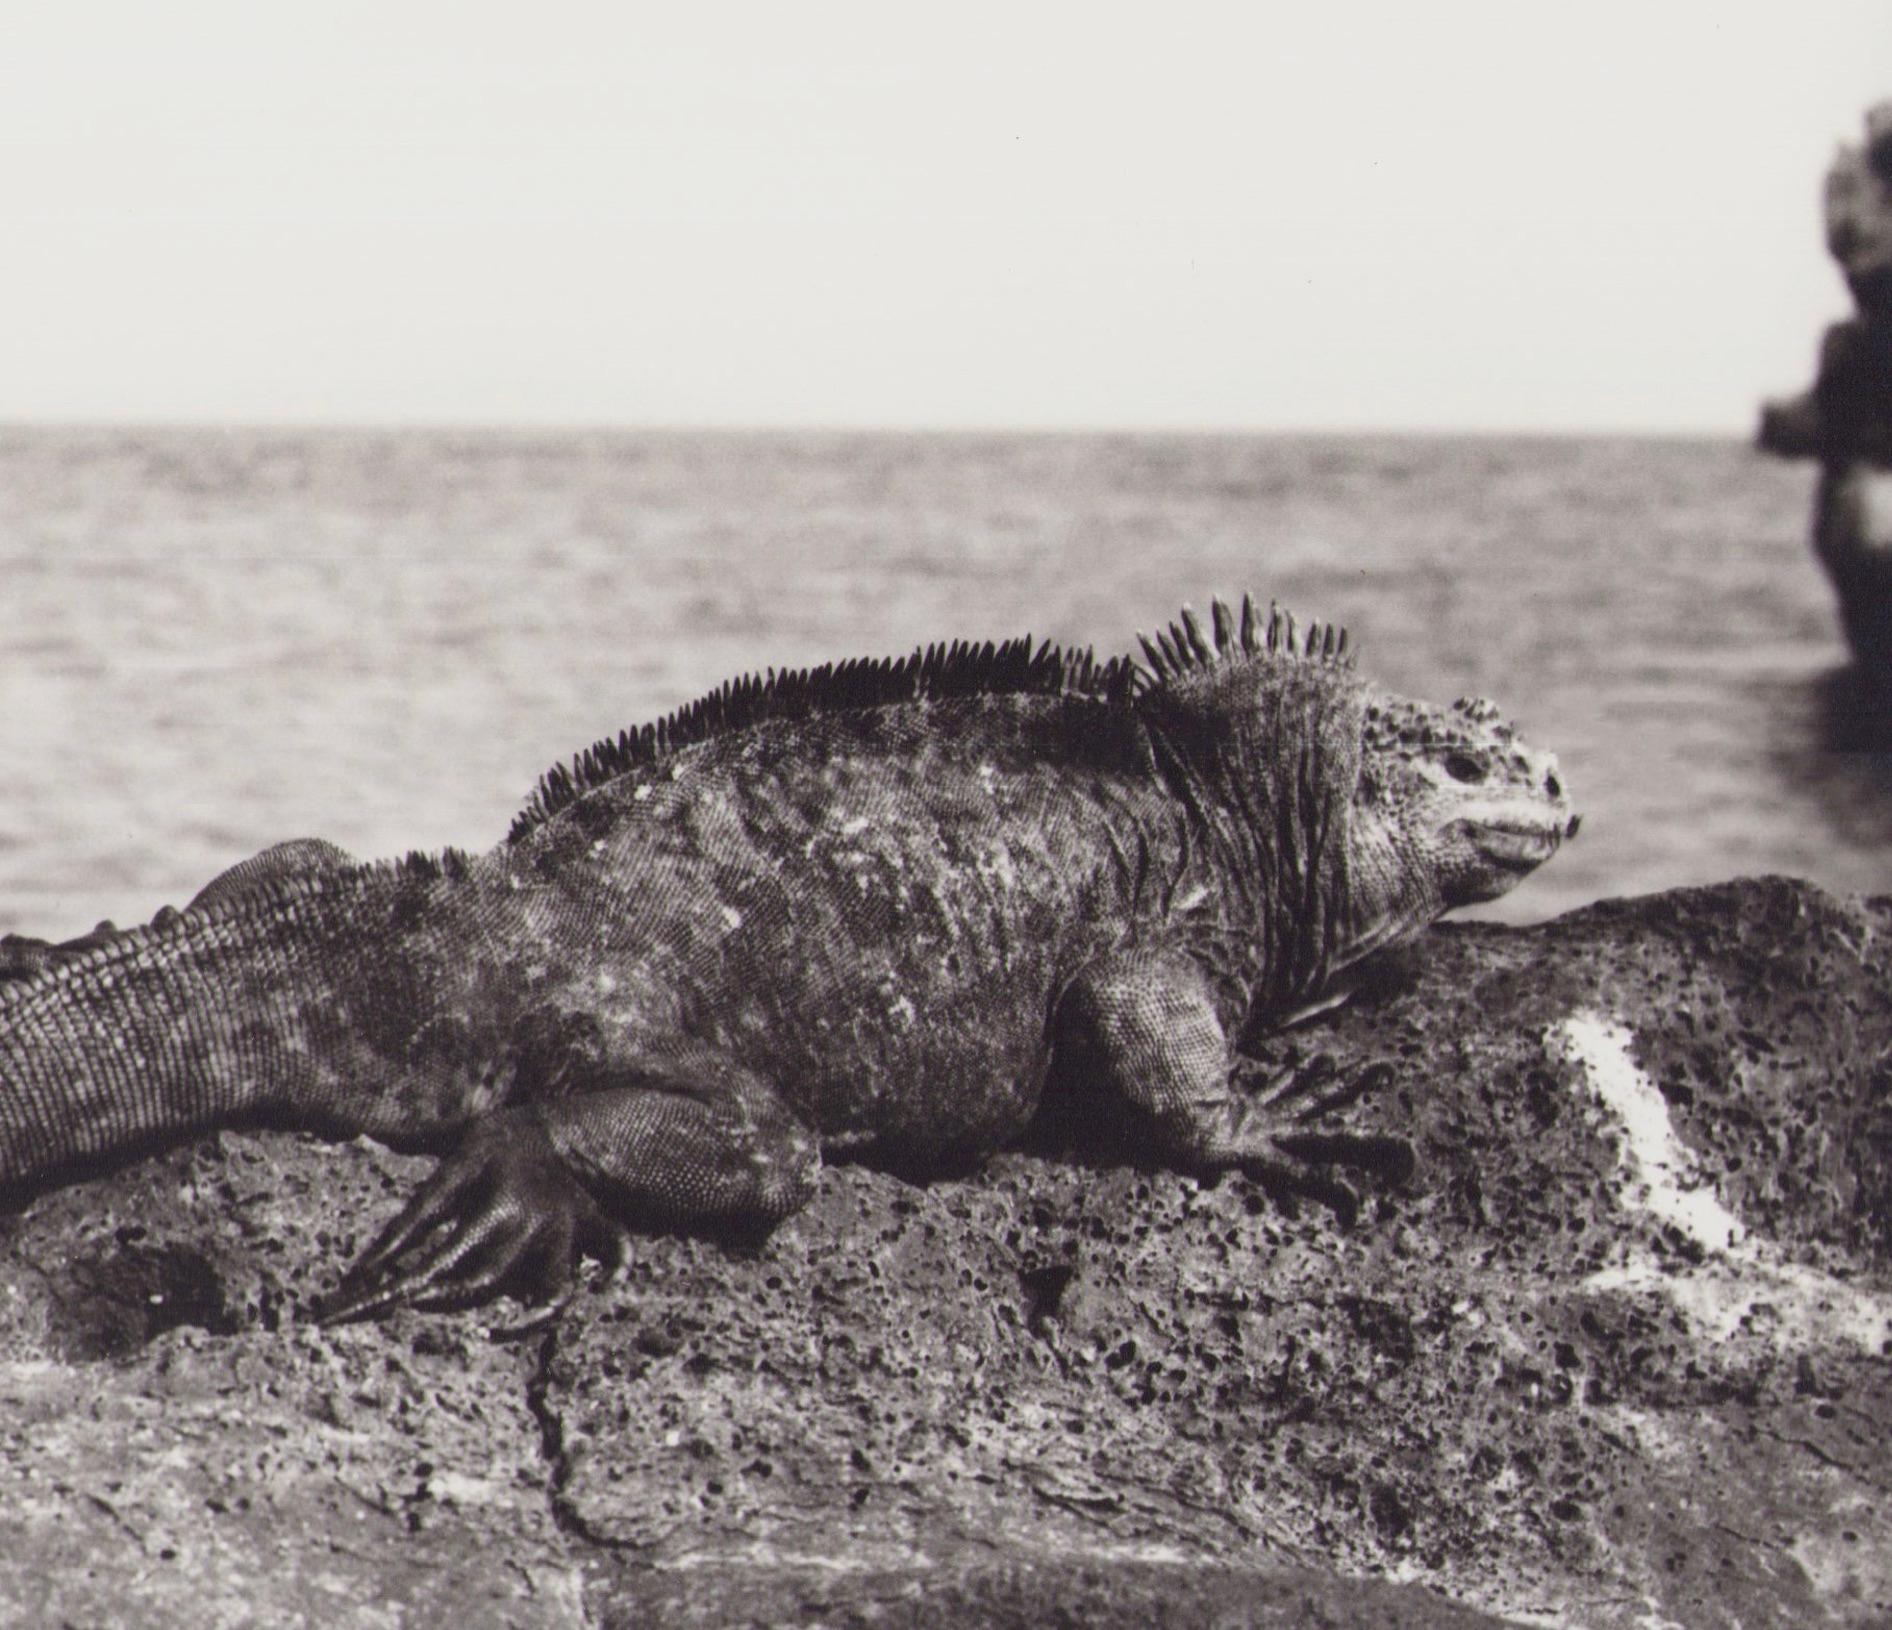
left=2, top=875, right=1890, bottom=1627
left=1760, top=102, right=1892, bottom=676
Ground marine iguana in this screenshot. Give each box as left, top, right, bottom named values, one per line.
left=0, top=595, right=1577, bottom=1320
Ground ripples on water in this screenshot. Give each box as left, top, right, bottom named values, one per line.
left=0, top=427, right=1886, bottom=937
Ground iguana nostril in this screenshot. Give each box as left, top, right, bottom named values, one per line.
left=1567, top=814, right=1582, bottom=838
left=1546, top=771, right=1563, bottom=799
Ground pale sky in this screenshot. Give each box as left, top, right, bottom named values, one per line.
left=3, top=2, right=1886, bottom=430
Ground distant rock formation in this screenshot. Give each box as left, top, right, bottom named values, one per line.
left=1813, top=463, right=1892, bottom=672
left=1828, top=102, right=1892, bottom=321
left=1759, top=102, right=1892, bottom=674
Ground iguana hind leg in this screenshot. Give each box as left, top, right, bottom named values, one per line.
left=1054, top=951, right=1410, bottom=1224
left=0, top=839, right=359, bottom=984
left=323, top=1049, right=820, bottom=1322
left=187, top=838, right=358, bottom=909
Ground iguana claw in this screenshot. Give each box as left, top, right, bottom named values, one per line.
left=1236, top=1131, right=1414, bottom=1229
left=1229, top=1062, right=1415, bottom=1227
left=1238, top=1056, right=1398, bottom=1121
left=321, top=1111, right=625, bottom=1323
left=1236, top=1151, right=1365, bottom=1229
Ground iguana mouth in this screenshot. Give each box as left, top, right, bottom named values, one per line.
left=1466, top=821, right=1569, bottom=871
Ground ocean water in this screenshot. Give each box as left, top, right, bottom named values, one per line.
left=1, top=427, right=1887, bottom=940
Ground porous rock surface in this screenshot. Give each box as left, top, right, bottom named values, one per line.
left=2, top=875, right=1888, bottom=1628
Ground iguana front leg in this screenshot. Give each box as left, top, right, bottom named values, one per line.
left=324, top=1048, right=821, bottom=1321
left=1054, top=950, right=1411, bottom=1223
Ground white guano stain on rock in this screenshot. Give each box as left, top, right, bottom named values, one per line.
left=1552, top=1014, right=1744, bottom=1254
left=1549, top=1012, right=1892, bottom=1355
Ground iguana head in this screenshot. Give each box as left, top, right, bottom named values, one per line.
left=1135, top=596, right=1578, bottom=976
left=1348, top=687, right=1578, bottom=941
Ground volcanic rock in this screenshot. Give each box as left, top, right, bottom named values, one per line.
left=2, top=876, right=1888, bottom=1627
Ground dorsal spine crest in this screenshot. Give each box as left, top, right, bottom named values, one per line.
left=506, top=635, right=1142, bottom=842
left=1134, top=594, right=1353, bottom=685
left=508, top=593, right=1357, bottom=843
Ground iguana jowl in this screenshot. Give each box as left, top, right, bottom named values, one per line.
left=0, top=595, right=1577, bottom=1319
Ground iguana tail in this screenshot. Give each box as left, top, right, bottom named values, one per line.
left=0, top=851, right=508, bottom=1196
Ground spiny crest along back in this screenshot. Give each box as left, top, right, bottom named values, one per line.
left=511, top=594, right=1354, bottom=843
left=1134, top=594, right=1352, bottom=687
left=508, top=634, right=1141, bottom=841
left=510, top=594, right=1361, bottom=844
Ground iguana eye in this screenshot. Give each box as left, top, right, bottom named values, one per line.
left=1442, top=752, right=1485, bottom=784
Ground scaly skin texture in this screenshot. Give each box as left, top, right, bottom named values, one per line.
left=0, top=596, right=1577, bottom=1318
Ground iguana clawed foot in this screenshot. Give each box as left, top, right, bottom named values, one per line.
left=322, top=1110, right=625, bottom=1324
left=1227, top=1057, right=1415, bottom=1227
